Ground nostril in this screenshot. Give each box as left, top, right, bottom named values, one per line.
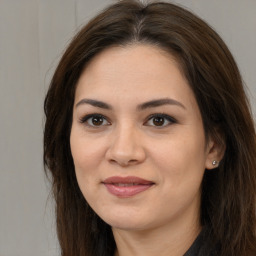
left=128, top=159, right=138, bottom=164
left=109, top=158, right=138, bottom=166
left=109, top=159, right=117, bottom=164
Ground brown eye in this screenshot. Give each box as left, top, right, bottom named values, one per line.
left=91, top=116, right=104, bottom=126
left=152, top=116, right=165, bottom=126
left=145, top=114, right=177, bottom=127
left=80, top=114, right=110, bottom=127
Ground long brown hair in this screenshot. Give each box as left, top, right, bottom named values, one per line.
left=44, top=1, right=256, bottom=255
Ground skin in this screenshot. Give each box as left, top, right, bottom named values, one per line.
left=70, top=44, right=222, bottom=256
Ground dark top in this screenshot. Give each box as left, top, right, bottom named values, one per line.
left=183, top=230, right=205, bottom=256
left=183, top=228, right=216, bottom=256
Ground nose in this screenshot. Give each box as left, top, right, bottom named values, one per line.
left=105, top=124, right=146, bottom=166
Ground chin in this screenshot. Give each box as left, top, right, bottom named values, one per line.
left=110, top=221, right=150, bottom=231
left=99, top=212, right=155, bottom=231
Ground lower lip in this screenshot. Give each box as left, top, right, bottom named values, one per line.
left=103, top=183, right=153, bottom=198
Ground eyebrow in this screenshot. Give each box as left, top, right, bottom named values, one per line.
left=75, top=98, right=185, bottom=110
left=75, top=99, right=112, bottom=109
left=137, top=98, right=186, bottom=110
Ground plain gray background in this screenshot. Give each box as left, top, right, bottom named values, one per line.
left=0, top=0, right=255, bottom=255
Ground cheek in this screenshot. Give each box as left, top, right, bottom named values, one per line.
left=151, top=131, right=206, bottom=187
left=70, top=127, right=105, bottom=192
left=70, top=130, right=111, bottom=218
left=149, top=136, right=206, bottom=217
left=70, top=127, right=105, bottom=168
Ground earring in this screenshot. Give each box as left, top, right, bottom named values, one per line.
left=212, top=160, right=219, bottom=166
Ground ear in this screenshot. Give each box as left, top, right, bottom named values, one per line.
left=205, top=132, right=226, bottom=170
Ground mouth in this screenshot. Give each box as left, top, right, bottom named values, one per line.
left=102, top=176, right=155, bottom=198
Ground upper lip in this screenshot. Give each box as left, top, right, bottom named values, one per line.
left=102, top=176, right=154, bottom=185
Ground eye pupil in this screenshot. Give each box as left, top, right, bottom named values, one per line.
left=92, top=116, right=103, bottom=126
left=153, top=117, right=165, bottom=126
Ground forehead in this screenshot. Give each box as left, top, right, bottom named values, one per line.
left=75, top=44, right=194, bottom=107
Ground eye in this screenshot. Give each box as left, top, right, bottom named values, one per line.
left=145, top=114, right=176, bottom=127
left=79, top=114, right=110, bottom=127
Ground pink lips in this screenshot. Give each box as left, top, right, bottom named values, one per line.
left=102, top=176, right=154, bottom=198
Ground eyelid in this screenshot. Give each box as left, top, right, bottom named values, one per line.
left=78, top=113, right=176, bottom=128
left=79, top=113, right=111, bottom=127
left=144, top=113, right=177, bottom=127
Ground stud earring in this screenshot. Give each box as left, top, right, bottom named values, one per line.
left=212, top=160, right=219, bottom=166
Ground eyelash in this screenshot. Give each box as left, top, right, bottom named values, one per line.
left=145, top=113, right=177, bottom=127
left=79, top=113, right=177, bottom=128
left=79, top=114, right=110, bottom=127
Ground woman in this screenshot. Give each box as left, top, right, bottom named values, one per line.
left=44, top=1, right=256, bottom=255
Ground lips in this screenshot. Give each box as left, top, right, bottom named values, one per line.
left=102, top=176, right=154, bottom=198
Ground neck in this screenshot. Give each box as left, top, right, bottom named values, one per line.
left=113, top=216, right=201, bottom=256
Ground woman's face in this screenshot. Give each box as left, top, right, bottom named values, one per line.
left=70, top=45, right=216, bottom=231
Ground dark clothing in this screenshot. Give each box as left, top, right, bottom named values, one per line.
left=183, top=228, right=216, bottom=256
left=183, top=230, right=205, bottom=256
